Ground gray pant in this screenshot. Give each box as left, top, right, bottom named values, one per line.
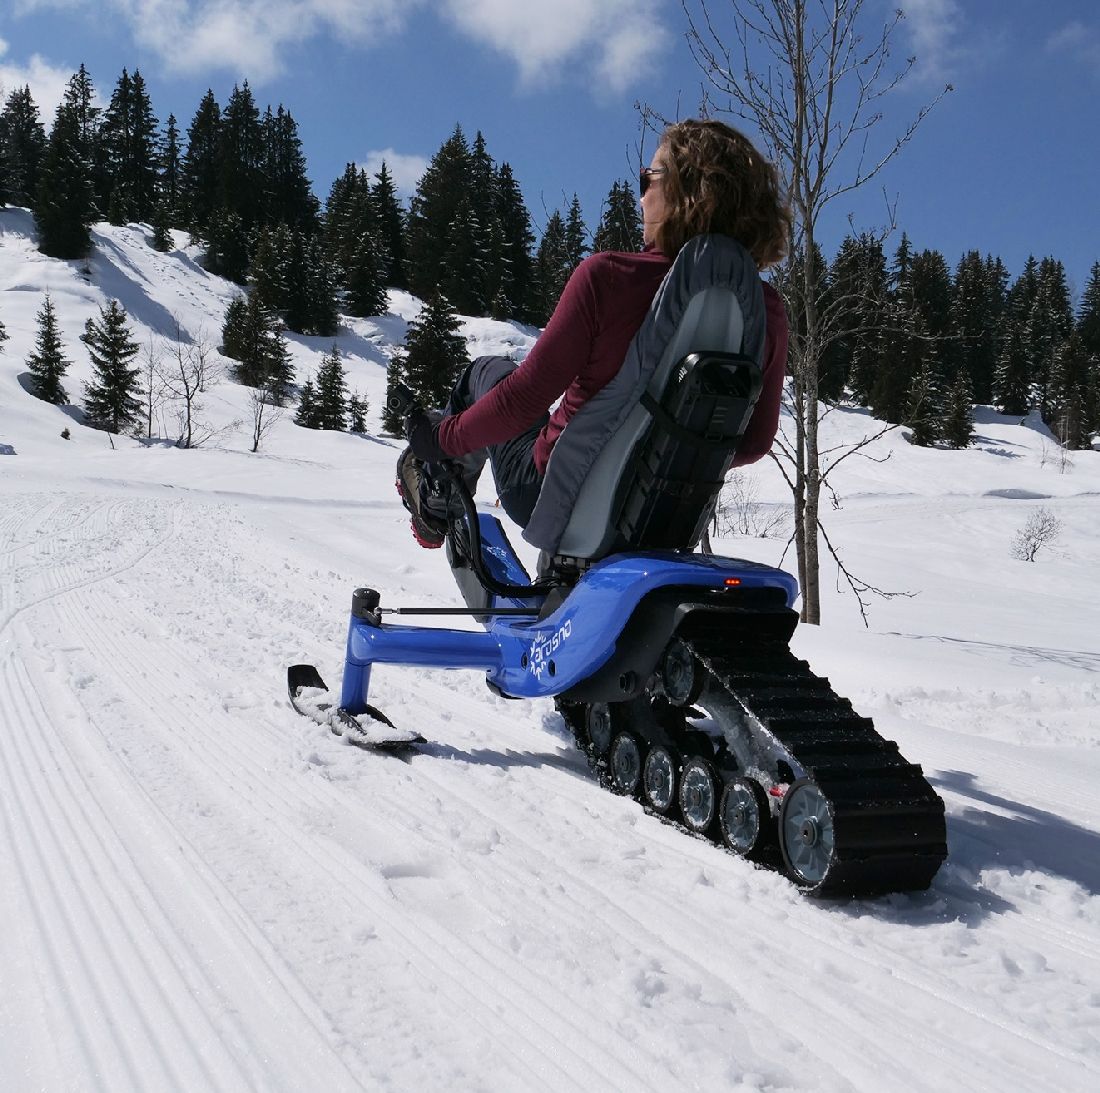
left=443, top=356, right=547, bottom=528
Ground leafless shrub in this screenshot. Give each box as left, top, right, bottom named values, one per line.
left=714, top=472, right=792, bottom=539
left=249, top=386, right=283, bottom=453
left=1011, top=507, right=1063, bottom=562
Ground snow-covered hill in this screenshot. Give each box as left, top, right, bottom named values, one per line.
left=2, top=210, right=1098, bottom=1092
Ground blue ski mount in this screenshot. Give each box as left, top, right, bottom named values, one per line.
left=338, top=512, right=799, bottom=714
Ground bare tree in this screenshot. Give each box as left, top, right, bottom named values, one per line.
left=248, top=386, right=283, bottom=453
left=158, top=320, right=225, bottom=448
left=682, top=0, right=949, bottom=622
left=1011, top=507, right=1062, bottom=563
left=141, top=332, right=164, bottom=439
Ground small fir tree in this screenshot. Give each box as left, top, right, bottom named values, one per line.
left=81, top=299, right=142, bottom=433
left=313, top=344, right=349, bottom=430
left=26, top=294, right=71, bottom=404
left=348, top=392, right=368, bottom=433
left=0, top=315, right=9, bottom=350
left=531, top=210, right=570, bottom=325
left=400, top=293, right=470, bottom=410
left=592, top=179, right=643, bottom=253
left=905, top=351, right=940, bottom=447
left=221, top=292, right=294, bottom=403
left=294, top=376, right=318, bottom=428
left=382, top=356, right=408, bottom=435
left=941, top=370, right=974, bottom=449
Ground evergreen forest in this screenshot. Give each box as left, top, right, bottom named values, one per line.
left=1, top=64, right=1098, bottom=448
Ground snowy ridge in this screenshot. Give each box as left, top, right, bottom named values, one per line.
left=2, top=211, right=1100, bottom=1091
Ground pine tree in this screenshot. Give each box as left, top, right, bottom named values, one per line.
left=1078, top=261, right=1100, bottom=359
left=941, top=370, right=974, bottom=448
left=152, top=202, right=173, bottom=251
left=400, top=293, right=469, bottom=410
left=910, top=248, right=954, bottom=389
left=826, top=233, right=887, bottom=406
left=382, top=356, right=408, bottom=435
left=531, top=210, right=570, bottom=325
left=294, top=377, right=318, bottom=428
left=564, top=195, right=588, bottom=270
left=98, top=68, right=159, bottom=224
left=262, top=105, right=318, bottom=232
left=872, top=233, right=921, bottom=423
left=203, top=207, right=249, bottom=282
left=951, top=251, right=1003, bottom=404
left=905, top=342, right=939, bottom=447
left=218, top=82, right=265, bottom=233
left=0, top=314, right=9, bottom=350
left=593, top=180, right=643, bottom=253
left=81, top=299, right=142, bottom=433
left=371, top=161, right=407, bottom=288
left=993, top=317, right=1030, bottom=416
left=1031, top=257, right=1074, bottom=420
left=0, top=86, right=47, bottom=206
left=26, top=294, right=71, bottom=404
left=221, top=291, right=293, bottom=403
left=442, top=192, right=489, bottom=314
left=180, top=90, right=221, bottom=236
left=405, top=125, right=473, bottom=300
left=159, top=113, right=182, bottom=224
left=344, top=226, right=388, bottom=318
left=313, top=344, right=349, bottom=430
left=492, top=162, right=534, bottom=322
left=33, top=99, right=97, bottom=258
left=348, top=392, right=368, bottom=432
left=1046, top=332, right=1092, bottom=449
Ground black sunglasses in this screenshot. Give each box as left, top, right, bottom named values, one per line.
left=639, top=166, right=668, bottom=196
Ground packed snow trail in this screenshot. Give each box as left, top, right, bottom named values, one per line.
left=2, top=479, right=1098, bottom=1092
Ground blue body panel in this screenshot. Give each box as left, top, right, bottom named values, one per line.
left=339, top=515, right=799, bottom=715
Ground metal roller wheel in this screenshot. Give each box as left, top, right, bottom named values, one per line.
left=642, top=745, right=677, bottom=814
left=719, top=779, right=770, bottom=858
left=659, top=639, right=702, bottom=706
left=608, top=732, right=643, bottom=796
left=677, top=757, right=718, bottom=834
left=585, top=703, right=613, bottom=757
left=779, top=780, right=837, bottom=888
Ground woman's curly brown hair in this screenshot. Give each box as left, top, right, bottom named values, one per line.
left=653, top=119, right=791, bottom=269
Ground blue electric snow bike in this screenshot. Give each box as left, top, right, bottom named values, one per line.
left=290, top=236, right=946, bottom=897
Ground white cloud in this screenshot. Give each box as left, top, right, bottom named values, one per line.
left=356, top=149, right=429, bottom=198
left=1046, top=20, right=1100, bottom=71
left=440, top=0, right=669, bottom=92
left=10, top=1, right=669, bottom=91
left=0, top=38, right=73, bottom=122
left=899, top=0, right=965, bottom=84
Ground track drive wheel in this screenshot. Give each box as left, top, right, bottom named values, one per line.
left=718, top=778, right=771, bottom=859
left=642, top=745, right=678, bottom=814
left=659, top=639, right=703, bottom=706
left=608, top=732, right=643, bottom=797
left=585, top=703, right=614, bottom=757
left=677, top=757, right=718, bottom=834
left=779, top=779, right=837, bottom=889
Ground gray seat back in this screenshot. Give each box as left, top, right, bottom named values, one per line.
left=522, top=234, right=766, bottom=558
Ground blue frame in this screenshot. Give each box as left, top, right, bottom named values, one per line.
left=339, top=514, right=799, bottom=714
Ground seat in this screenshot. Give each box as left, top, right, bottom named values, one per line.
left=522, top=234, right=768, bottom=564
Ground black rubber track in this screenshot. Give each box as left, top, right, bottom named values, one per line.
left=557, top=616, right=946, bottom=898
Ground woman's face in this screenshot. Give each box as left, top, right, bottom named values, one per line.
left=640, top=145, right=668, bottom=247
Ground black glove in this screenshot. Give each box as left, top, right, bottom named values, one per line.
left=405, top=409, right=447, bottom=463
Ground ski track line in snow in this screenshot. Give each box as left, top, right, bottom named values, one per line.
left=0, top=497, right=380, bottom=1090
left=37, top=552, right=652, bottom=1090
left=0, top=651, right=259, bottom=1093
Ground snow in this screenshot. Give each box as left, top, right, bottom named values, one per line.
left=2, top=208, right=1099, bottom=1092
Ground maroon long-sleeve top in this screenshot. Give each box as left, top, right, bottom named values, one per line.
left=437, top=247, right=788, bottom=474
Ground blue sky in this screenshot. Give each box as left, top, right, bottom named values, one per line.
left=1, top=0, right=1098, bottom=298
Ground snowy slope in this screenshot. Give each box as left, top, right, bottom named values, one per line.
left=1, top=210, right=1099, bottom=1092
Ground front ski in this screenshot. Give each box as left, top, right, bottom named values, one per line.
left=287, top=664, right=425, bottom=751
